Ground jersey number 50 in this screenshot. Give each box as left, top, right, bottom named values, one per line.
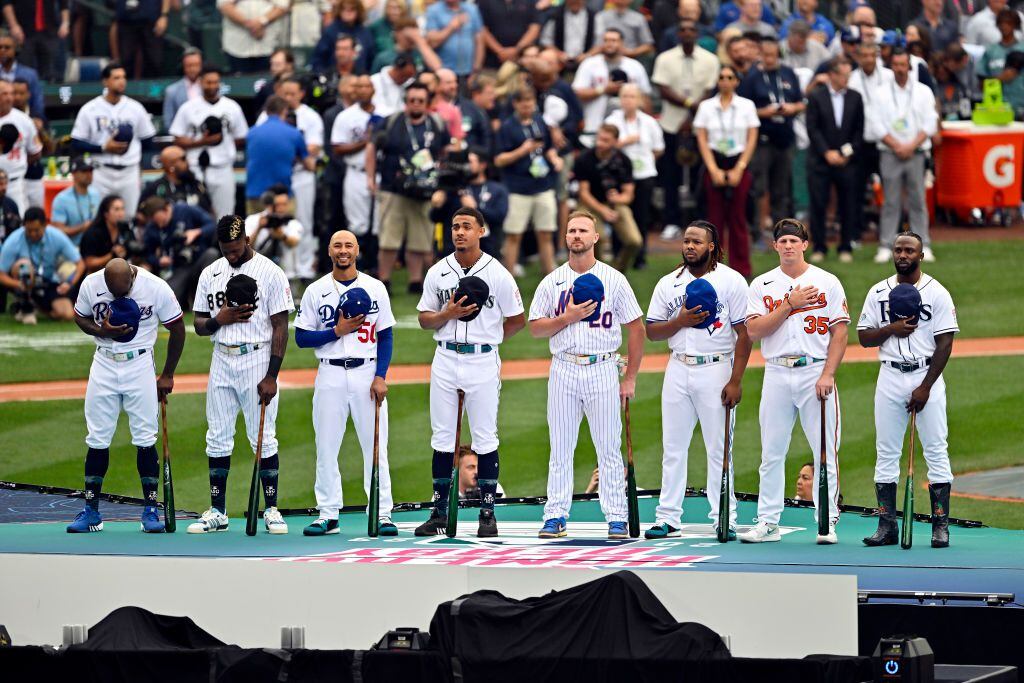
left=803, top=315, right=829, bottom=335
left=357, top=323, right=376, bottom=343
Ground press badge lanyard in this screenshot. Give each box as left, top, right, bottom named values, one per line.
left=890, top=82, right=916, bottom=133
left=762, top=69, right=782, bottom=106
left=716, top=100, right=739, bottom=154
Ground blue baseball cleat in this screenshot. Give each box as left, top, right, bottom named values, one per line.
left=141, top=506, right=165, bottom=533
left=608, top=521, right=628, bottom=539
left=67, top=506, right=103, bottom=533
left=538, top=517, right=567, bottom=538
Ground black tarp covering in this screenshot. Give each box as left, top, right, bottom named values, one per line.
left=70, top=606, right=228, bottom=650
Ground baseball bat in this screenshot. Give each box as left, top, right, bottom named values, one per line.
left=445, top=389, right=466, bottom=538
left=717, top=404, right=732, bottom=543
left=817, top=397, right=830, bottom=537
left=368, top=400, right=381, bottom=537
left=624, top=399, right=640, bottom=538
left=245, top=402, right=267, bottom=537
left=159, top=399, right=175, bottom=533
left=901, top=410, right=918, bottom=550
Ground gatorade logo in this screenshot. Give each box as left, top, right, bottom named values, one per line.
left=982, top=144, right=1015, bottom=188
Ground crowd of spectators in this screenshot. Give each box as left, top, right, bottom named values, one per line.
left=2, top=0, right=1023, bottom=324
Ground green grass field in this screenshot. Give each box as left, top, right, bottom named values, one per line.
left=1, top=240, right=1023, bottom=383
left=1, top=356, right=1021, bottom=529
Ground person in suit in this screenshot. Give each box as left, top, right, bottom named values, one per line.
left=163, top=48, right=203, bottom=133
left=805, top=56, right=863, bottom=263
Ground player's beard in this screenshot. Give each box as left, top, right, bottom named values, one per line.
left=683, top=249, right=710, bottom=269
left=894, top=258, right=920, bottom=277
left=568, top=240, right=594, bottom=255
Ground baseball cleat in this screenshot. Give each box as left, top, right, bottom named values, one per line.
left=816, top=522, right=838, bottom=545
left=140, top=506, right=165, bottom=533
left=714, top=525, right=737, bottom=541
left=303, top=518, right=339, bottom=536
left=414, top=511, right=448, bottom=536
left=739, top=521, right=781, bottom=543
left=538, top=517, right=566, bottom=538
left=929, top=483, right=950, bottom=548
left=67, top=507, right=103, bottom=533
left=608, top=521, right=629, bottom=539
left=477, top=509, right=498, bottom=538
left=264, top=507, right=288, bottom=534
left=187, top=508, right=229, bottom=534
left=379, top=519, right=398, bottom=536
left=644, top=522, right=680, bottom=539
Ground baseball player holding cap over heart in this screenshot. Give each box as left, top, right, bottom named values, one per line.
left=644, top=221, right=753, bottom=540
left=858, top=232, right=958, bottom=548
left=529, top=210, right=645, bottom=540
left=68, top=258, right=186, bottom=533
left=189, top=215, right=294, bottom=535
left=739, top=218, right=849, bottom=545
left=295, top=230, right=398, bottom=537
left=415, top=207, right=525, bottom=538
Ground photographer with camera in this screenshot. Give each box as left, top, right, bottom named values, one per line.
left=140, top=145, right=214, bottom=215
left=365, top=81, right=449, bottom=293
left=244, top=185, right=303, bottom=280
left=0, top=207, right=84, bottom=324
left=140, top=196, right=217, bottom=305
left=79, top=195, right=144, bottom=273
left=432, top=147, right=507, bottom=258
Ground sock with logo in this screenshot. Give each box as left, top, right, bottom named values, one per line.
left=259, top=454, right=280, bottom=508
left=209, top=456, right=231, bottom=513
left=84, top=447, right=110, bottom=511
left=432, top=450, right=453, bottom=516
left=476, top=450, right=499, bottom=512
left=136, top=445, right=159, bottom=506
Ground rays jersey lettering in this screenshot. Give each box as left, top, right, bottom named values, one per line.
left=74, top=267, right=182, bottom=351
left=857, top=274, right=958, bottom=364
left=297, top=272, right=395, bottom=360
left=194, top=252, right=294, bottom=346
left=746, top=264, right=850, bottom=359
left=529, top=261, right=643, bottom=355
left=646, top=264, right=748, bottom=355
left=417, top=253, right=524, bottom=346
left=71, top=95, right=156, bottom=167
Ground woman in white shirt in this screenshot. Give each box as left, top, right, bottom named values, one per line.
left=605, top=83, right=664, bottom=269
left=693, top=64, right=760, bottom=278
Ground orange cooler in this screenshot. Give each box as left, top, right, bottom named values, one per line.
left=935, top=121, right=1024, bottom=211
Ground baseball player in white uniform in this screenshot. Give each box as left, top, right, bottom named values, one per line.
left=858, top=232, right=958, bottom=548
left=70, top=62, right=157, bottom=217
left=415, top=207, right=526, bottom=537
left=256, top=77, right=324, bottom=281
left=644, top=221, right=752, bottom=539
left=529, top=210, right=645, bottom=539
left=330, top=75, right=381, bottom=240
left=739, top=219, right=849, bottom=545
left=169, top=66, right=249, bottom=219
left=0, top=80, right=42, bottom=213
left=68, top=258, right=186, bottom=533
left=189, top=215, right=294, bottom=535
left=295, top=229, right=398, bottom=536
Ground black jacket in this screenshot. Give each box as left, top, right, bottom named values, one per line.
left=2, top=0, right=68, bottom=33
left=806, top=85, right=864, bottom=168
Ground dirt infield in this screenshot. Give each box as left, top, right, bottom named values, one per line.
left=1, top=336, right=1021, bottom=404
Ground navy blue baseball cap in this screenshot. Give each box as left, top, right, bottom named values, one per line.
left=337, top=287, right=372, bottom=319
left=113, top=123, right=134, bottom=143
left=108, top=297, right=141, bottom=343
left=889, top=283, right=922, bottom=321
left=685, top=278, right=719, bottom=330
left=572, top=273, right=604, bottom=323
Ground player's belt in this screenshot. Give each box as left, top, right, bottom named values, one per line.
left=216, top=342, right=264, bottom=356
left=558, top=352, right=615, bottom=365
left=97, top=347, right=148, bottom=362
left=439, top=342, right=493, bottom=354
left=767, top=355, right=825, bottom=368
left=100, top=163, right=129, bottom=169
left=884, top=359, right=931, bottom=373
left=321, top=357, right=374, bottom=369
left=6, top=175, right=21, bottom=182
left=673, top=352, right=731, bottom=366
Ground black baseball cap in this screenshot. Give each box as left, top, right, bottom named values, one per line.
left=71, top=158, right=94, bottom=173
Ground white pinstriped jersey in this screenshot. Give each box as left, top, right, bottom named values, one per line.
left=71, top=95, right=156, bottom=167
left=169, top=95, right=249, bottom=168
left=646, top=263, right=748, bottom=355
left=74, top=267, right=183, bottom=351
left=417, top=252, right=524, bottom=346
left=529, top=260, right=643, bottom=355
left=857, top=274, right=958, bottom=364
left=746, top=264, right=850, bottom=359
left=295, top=272, right=395, bottom=360
left=194, top=252, right=294, bottom=345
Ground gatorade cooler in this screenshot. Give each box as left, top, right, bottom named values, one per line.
left=935, top=121, right=1024, bottom=212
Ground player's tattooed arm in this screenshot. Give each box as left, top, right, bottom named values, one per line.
left=502, top=313, right=526, bottom=341
left=257, top=310, right=290, bottom=404
left=157, top=317, right=186, bottom=402
left=75, top=310, right=133, bottom=339
left=722, top=323, right=752, bottom=408
left=907, top=331, right=954, bottom=413
left=816, top=322, right=848, bottom=400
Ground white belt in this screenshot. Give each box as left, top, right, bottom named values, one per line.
left=672, top=352, right=731, bottom=366
left=216, top=342, right=264, bottom=356
left=766, top=355, right=825, bottom=368
left=98, top=347, right=148, bottom=362
left=558, top=352, right=615, bottom=366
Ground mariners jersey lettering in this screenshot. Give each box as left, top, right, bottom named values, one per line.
left=0, top=108, right=41, bottom=179
left=418, top=253, right=524, bottom=346
left=74, top=267, right=183, bottom=351
left=746, top=264, right=850, bottom=359
left=256, top=104, right=324, bottom=178
left=296, top=272, right=395, bottom=360
left=169, top=96, right=249, bottom=168
left=71, top=95, right=157, bottom=167
left=194, top=252, right=294, bottom=345
left=646, top=263, right=748, bottom=355
left=529, top=260, right=643, bottom=355
left=330, top=104, right=375, bottom=169
left=858, top=274, right=958, bottom=364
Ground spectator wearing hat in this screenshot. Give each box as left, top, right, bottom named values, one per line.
left=140, top=145, right=214, bottom=215
left=780, top=0, right=834, bottom=43
left=217, top=0, right=290, bottom=73
left=0, top=0, right=69, bottom=82
left=163, top=48, right=204, bottom=132
left=51, top=159, right=102, bottom=246
left=170, top=65, right=248, bottom=220
left=0, top=207, right=84, bottom=324
left=594, top=0, right=655, bottom=59
left=573, top=29, right=651, bottom=149
left=781, top=19, right=830, bottom=71
left=0, top=79, right=40, bottom=215
left=245, top=96, right=314, bottom=213
left=140, top=196, right=217, bottom=304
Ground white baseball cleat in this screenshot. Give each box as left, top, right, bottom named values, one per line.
left=816, top=522, right=838, bottom=545
left=187, top=508, right=229, bottom=533
left=264, top=507, right=288, bottom=534
left=659, top=224, right=682, bottom=240
left=873, top=247, right=892, bottom=264
left=922, top=247, right=936, bottom=262
left=738, top=521, right=781, bottom=543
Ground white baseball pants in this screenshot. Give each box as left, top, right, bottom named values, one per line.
left=204, top=165, right=237, bottom=219
left=84, top=350, right=158, bottom=449
left=205, top=345, right=279, bottom=459
left=429, top=346, right=502, bottom=454
left=92, top=165, right=141, bottom=217
left=873, top=365, right=952, bottom=484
